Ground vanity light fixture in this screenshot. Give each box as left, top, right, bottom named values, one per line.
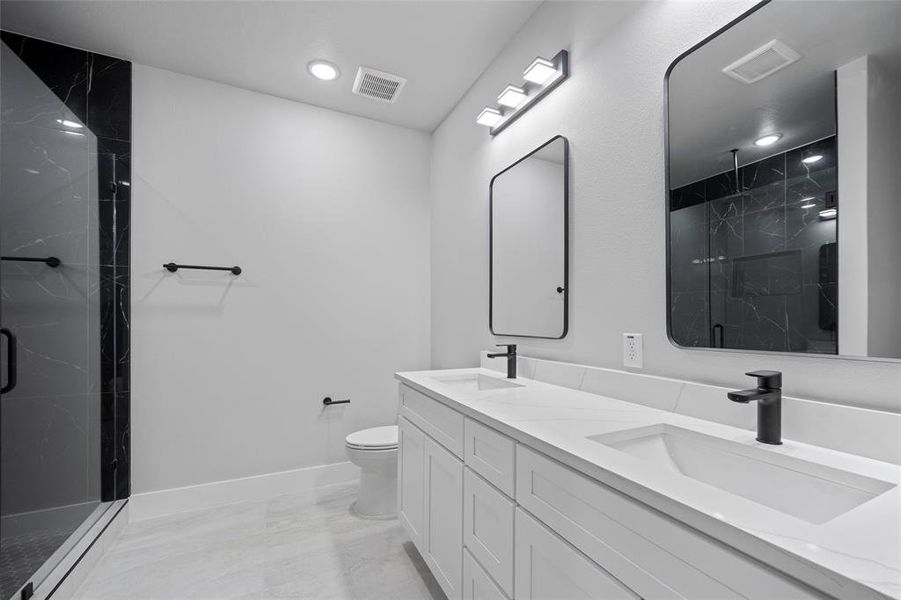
left=800, top=203, right=817, bottom=209
left=754, top=133, right=781, bottom=147
left=476, top=107, right=503, bottom=128
left=56, top=119, right=83, bottom=129
left=799, top=196, right=816, bottom=208
left=802, top=154, right=823, bottom=164
left=523, top=57, right=557, bottom=85
left=818, top=208, right=837, bottom=219
left=497, top=85, right=527, bottom=108
left=478, top=49, right=569, bottom=136
left=307, top=60, right=340, bottom=81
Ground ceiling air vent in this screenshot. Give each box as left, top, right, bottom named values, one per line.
left=722, top=40, right=800, bottom=84
left=352, top=67, right=407, bottom=103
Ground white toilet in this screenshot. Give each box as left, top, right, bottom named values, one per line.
left=345, top=425, right=398, bottom=518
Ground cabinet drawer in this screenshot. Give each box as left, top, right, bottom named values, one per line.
left=463, top=549, right=509, bottom=600
left=400, top=384, right=464, bottom=457
left=515, top=508, right=638, bottom=600
left=516, top=446, right=819, bottom=599
left=464, top=418, right=515, bottom=496
left=464, top=468, right=514, bottom=597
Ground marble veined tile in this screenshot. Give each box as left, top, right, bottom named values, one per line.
left=73, top=483, right=445, bottom=600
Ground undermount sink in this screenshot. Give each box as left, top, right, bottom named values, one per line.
left=588, top=424, right=895, bottom=524
left=430, top=373, right=523, bottom=392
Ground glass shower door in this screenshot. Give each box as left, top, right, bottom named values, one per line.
left=0, top=40, right=108, bottom=599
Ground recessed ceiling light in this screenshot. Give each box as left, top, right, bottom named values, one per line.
left=754, top=133, right=781, bottom=147
left=476, top=107, right=503, bottom=128
left=497, top=85, right=527, bottom=108
left=56, top=118, right=83, bottom=129
left=308, top=60, right=340, bottom=81
left=819, top=208, right=837, bottom=219
left=802, top=154, right=823, bottom=164
left=523, top=57, right=557, bottom=85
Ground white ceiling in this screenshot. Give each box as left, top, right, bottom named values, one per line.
left=668, top=0, right=901, bottom=188
left=0, top=0, right=542, bottom=132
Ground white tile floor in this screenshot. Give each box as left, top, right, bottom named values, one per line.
left=73, top=483, right=446, bottom=600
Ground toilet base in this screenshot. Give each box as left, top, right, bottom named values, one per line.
left=353, top=464, right=397, bottom=517
left=345, top=445, right=398, bottom=518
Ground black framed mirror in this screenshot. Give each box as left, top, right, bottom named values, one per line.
left=490, top=135, right=569, bottom=339
left=666, top=0, right=901, bottom=359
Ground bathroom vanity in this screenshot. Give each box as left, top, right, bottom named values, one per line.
left=395, top=368, right=900, bottom=600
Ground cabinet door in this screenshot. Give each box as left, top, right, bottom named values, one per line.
left=398, top=417, right=426, bottom=549
left=515, top=508, right=639, bottom=600
left=463, top=467, right=514, bottom=597
left=424, top=436, right=464, bottom=600
left=464, top=548, right=509, bottom=600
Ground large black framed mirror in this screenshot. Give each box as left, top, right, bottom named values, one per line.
left=490, top=135, right=569, bottom=339
left=666, top=0, right=901, bottom=359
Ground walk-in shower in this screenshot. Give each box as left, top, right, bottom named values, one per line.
left=0, top=32, right=130, bottom=599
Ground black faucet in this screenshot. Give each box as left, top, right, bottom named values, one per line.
left=727, top=370, right=782, bottom=445
left=487, top=344, right=517, bottom=379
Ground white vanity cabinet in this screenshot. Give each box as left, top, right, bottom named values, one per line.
left=397, top=383, right=822, bottom=600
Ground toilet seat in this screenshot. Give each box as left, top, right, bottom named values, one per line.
left=345, top=425, right=398, bottom=450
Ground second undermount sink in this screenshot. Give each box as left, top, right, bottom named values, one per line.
left=588, top=424, right=895, bottom=524
left=429, top=373, right=523, bottom=392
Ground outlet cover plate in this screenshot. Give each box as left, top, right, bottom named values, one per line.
left=623, top=333, right=643, bottom=369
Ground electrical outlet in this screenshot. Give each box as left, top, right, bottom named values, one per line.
left=623, top=333, right=643, bottom=368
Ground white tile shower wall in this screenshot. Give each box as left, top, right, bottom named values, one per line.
left=132, top=66, right=430, bottom=494
left=481, top=352, right=901, bottom=464
left=432, top=1, right=901, bottom=411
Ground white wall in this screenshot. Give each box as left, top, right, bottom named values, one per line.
left=430, top=1, right=901, bottom=411
left=865, top=58, right=901, bottom=359
left=132, top=66, right=430, bottom=494
left=837, top=55, right=901, bottom=359
left=836, top=56, right=869, bottom=356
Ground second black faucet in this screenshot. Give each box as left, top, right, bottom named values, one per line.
left=727, top=370, right=783, bottom=445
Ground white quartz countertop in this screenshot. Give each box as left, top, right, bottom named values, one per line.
left=395, top=368, right=901, bottom=600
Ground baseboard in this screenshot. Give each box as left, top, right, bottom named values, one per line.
left=128, top=461, right=358, bottom=521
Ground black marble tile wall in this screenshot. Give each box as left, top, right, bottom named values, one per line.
left=1, top=31, right=131, bottom=501
left=669, top=137, right=837, bottom=354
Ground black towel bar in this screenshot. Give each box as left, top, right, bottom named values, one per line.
left=2, top=256, right=61, bottom=267
left=164, top=262, right=241, bottom=275
left=322, top=397, right=351, bottom=406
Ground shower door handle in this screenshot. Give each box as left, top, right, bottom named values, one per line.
left=1, top=328, right=17, bottom=394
